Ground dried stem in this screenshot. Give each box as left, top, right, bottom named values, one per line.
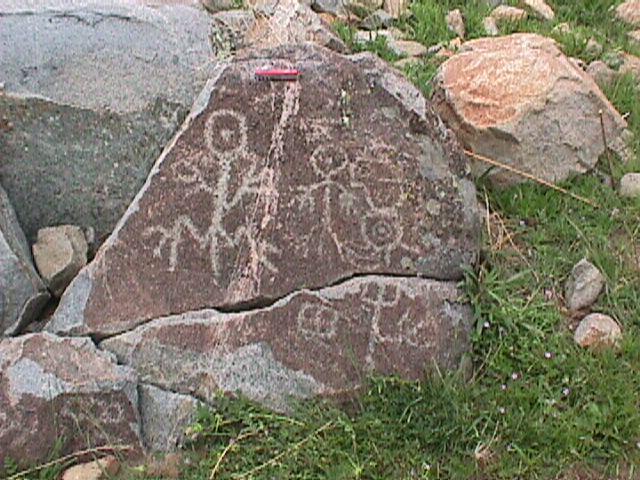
left=464, top=149, right=598, bottom=208
left=5, top=444, right=133, bottom=480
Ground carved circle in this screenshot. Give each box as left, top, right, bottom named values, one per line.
left=362, top=212, right=401, bottom=249
left=205, top=110, right=248, bottom=156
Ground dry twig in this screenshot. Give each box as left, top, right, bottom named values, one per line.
left=5, top=444, right=133, bottom=480
left=464, top=149, right=599, bottom=208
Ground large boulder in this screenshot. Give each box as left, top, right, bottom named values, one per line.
left=0, top=333, right=142, bottom=471
left=0, top=185, right=49, bottom=336
left=0, top=0, right=220, bottom=245
left=48, top=43, right=480, bottom=339
left=101, top=276, right=472, bottom=410
left=433, top=33, right=629, bottom=187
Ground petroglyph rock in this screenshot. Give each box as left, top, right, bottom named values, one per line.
left=50, top=43, right=480, bottom=342
left=433, top=34, right=629, bottom=186
left=101, top=276, right=472, bottom=411
left=0, top=0, right=218, bottom=245
left=0, top=333, right=142, bottom=470
left=0, top=185, right=49, bottom=336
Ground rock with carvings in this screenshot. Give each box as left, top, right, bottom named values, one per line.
left=0, top=185, right=49, bottom=336
left=101, top=276, right=472, bottom=411
left=0, top=0, right=219, bottom=246
left=432, top=34, right=629, bottom=186
left=50, top=44, right=479, bottom=405
left=0, top=333, right=142, bottom=471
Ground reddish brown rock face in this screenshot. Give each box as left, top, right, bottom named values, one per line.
left=49, top=44, right=479, bottom=338
left=101, top=276, right=471, bottom=411
left=0, top=333, right=142, bottom=471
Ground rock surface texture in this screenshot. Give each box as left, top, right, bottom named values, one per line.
left=101, top=276, right=472, bottom=411
left=50, top=44, right=480, bottom=338
left=574, top=313, right=622, bottom=350
left=0, top=333, right=142, bottom=470
left=242, top=0, right=346, bottom=52
left=565, top=258, right=605, bottom=312
left=32, top=225, right=88, bottom=298
left=616, top=0, right=640, bottom=26
left=47, top=44, right=479, bottom=409
left=0, top=0, right=219, bottom=245
left=433, top=34, right=629, bottom=186
left=0, top=186, right=49, bottom=336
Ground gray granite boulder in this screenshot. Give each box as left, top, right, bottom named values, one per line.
left=0, top=333, right=142, bottom=471
left=48, top=43, right=480, bottom=338
left=0, top=185, right=49, bottom=336
left=0, top=0, right=220, bottom=245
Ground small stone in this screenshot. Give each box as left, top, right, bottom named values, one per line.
left=32, top=225, right=88, bottom=298
left=482, top=16, right=499, bottom=36
left=565, top=258, right=605, bottom=311
left=361, top=9, right=394, bottom=30
left=201, top=0, right=235, bottom=13
left=522, top=0, right=554, bottom=21
left=629, top=29, right=640, bottom=45
left=574, top=313, right=622, bottom=350
left=449, top=37, right=463, bottom=51
left=491, top=5, right=527, bottom=24
left=387, top=39, right=427, bottom=57
left=355, top=29, right=394, bottom=43
left=62, top=456, right=120, bottom=480
left=619, top=173, right=640, bottom=198
left=552, top=22, right=571, bottom=35
left=382, top=0, right=408, bottom=18
left=446, top=9, right=465, bottom=39
left=585, top=37, right=603, bottom=58
left=586, top=60, right=618, bottom=88
left=394, top=57, right=421, bottom=69
left=616, top=0, right=640, bottom=27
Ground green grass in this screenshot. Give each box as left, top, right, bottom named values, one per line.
left=18, top=1, right=640, bottom=479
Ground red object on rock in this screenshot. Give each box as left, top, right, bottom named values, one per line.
left=255, top=68, right=300, bottom=81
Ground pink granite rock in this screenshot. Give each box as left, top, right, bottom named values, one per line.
left=433, top=33, right=628, bottom=186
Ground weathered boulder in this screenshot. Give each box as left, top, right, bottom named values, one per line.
left=433, top=34, right=629, bottom=186
left=101, top=276, right=472, bottom=410
left=0, top=333, right=142, bottom=470
left=242, top=0, right=346, bottom=52
left=0, top=0, right=219, bottom=245
left=0, top=185, right=49, bottom=336
left=48, top=43, right=480, bottom=338
left=32, top=225, right=88, bottom=298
